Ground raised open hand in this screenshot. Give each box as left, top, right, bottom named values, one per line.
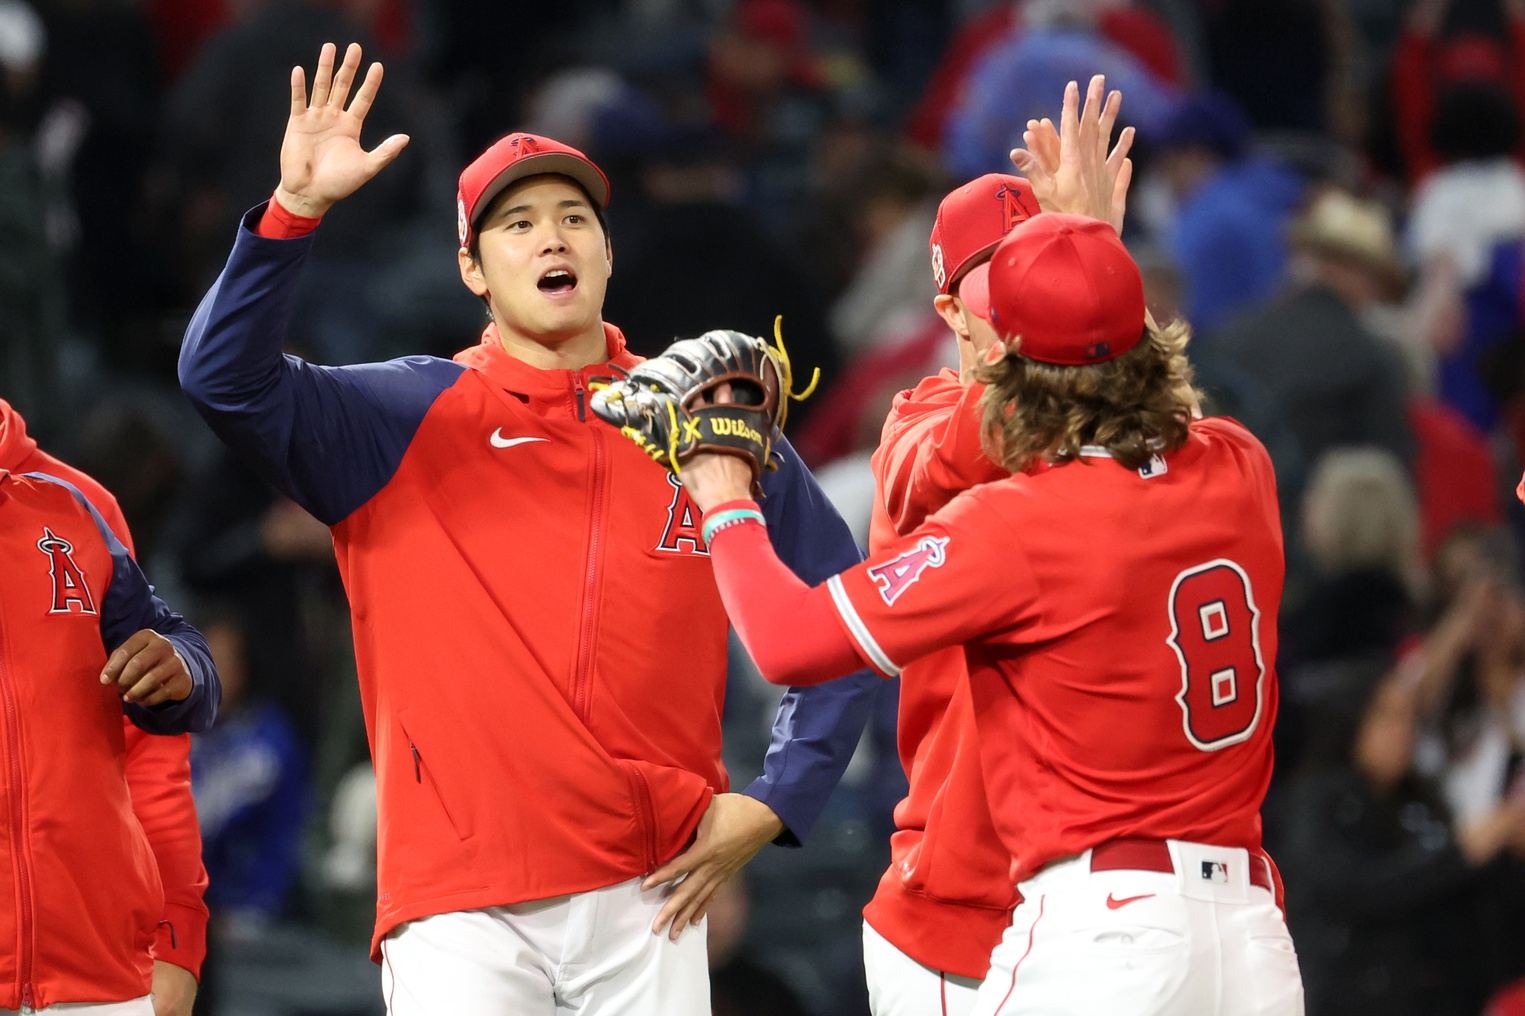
left=275, top=42, right=409, bottom=219
left=1009, top=75, right=1134, bottom=235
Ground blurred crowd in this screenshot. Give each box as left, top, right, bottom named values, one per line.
left=6, top=0, right=1525, bottom=1013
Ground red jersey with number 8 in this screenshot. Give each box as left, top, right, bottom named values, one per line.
left=826, top=417, right=1282, bottom=881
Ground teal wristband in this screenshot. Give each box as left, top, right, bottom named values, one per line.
left=702, top=508, right=766, bottom=545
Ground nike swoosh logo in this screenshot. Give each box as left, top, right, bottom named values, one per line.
left=489, top=430, right=548, bottom=449
left=1105, top=893, right=1156, bottom=910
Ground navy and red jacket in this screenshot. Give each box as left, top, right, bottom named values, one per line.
left=179, top=205, right=881, bottom=959
left=0, top=471, right=218, bottom=1010
left=0, top=399, right=212, bottom=981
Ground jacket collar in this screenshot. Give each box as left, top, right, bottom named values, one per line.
left=0, top=399, right=38, bottom=472
left=454, top=321, right=643, bottom=396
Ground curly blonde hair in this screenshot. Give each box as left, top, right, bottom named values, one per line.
left=978, top=318, right=1201, bottom=473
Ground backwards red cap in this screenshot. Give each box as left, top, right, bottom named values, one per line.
left=962, top=213, right=1146, bottom=366
left=930, top=174, right=1039, bottom=295
left=456, top=133, right=611, bottom=250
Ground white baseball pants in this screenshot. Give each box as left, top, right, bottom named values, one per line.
left=972, top=840, right=1303, bottom=1016
left=379, top=877, right=709, bottom=1015
left=2, top=997, right=153, bottom=1015
left=863, top=921, right=982, bottom=1016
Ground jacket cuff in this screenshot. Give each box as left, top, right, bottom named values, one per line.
left=151, top=900, right=210, bottom=979
left=741, top=777, right=806, bottom=848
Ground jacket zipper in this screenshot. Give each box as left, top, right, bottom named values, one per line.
left=571, top=372, right=605, bottom=719
left=0, top=594, right=35, bottom=1009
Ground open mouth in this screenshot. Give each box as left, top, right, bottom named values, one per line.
left=537, top=268, right=578, bottom=295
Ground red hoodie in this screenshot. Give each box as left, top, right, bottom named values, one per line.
left=0, top=400, right=209, bottom=981
left=859, top=371, right=1018, bottom=979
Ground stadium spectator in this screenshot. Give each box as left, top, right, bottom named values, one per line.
left=1392, top=0, right=1525, bottom=185
left=906, top=0, right=1189, bottom=154
left=1286, top=188, right=1503, bottom=558
left=1276, top=666, right=1525, bottom=1016
left=1152, top=91, right=1304, bottom=334
left=941, top=0, right=1178, bottom=179
left=1211, top=185, right=1414, bottom=480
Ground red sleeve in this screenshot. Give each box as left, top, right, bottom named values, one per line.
left=1391, top=27, right=1440, bottom=185
left=704, top=501, right=879, bottom=686
left=828, top=490, right=1040, bottom=676
left=123, top=723, right=209, bottom=978
left=871, top=376, right=1006, bottom=544
left=255, top=192, right=322, bottom=239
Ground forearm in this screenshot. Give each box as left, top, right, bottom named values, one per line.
left=706, top=502, right=869, bottom=687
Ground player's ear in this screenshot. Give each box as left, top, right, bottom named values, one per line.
left=933, top=293, right=968, bottom=339
left=458, top=246, right=489, bottom=298
left=604, top=234, right=614, bottom=273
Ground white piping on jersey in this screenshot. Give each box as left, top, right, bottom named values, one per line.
left=827, top=575, right=902, bottom=677
left=1078, top=445, right=1113, bottom=458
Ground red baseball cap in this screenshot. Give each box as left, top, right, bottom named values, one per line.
left=962, top=213, right=1146, bottom=366
left=929, top=174, right=1039, bottom=294
left=456, top=132, right=611, bottom=250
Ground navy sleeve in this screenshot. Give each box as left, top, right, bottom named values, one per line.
left=178, top=205, right=466, bottom=525
left=743, top=436, right=881, bottom=846
left=26, top=475, right=221, bottom=734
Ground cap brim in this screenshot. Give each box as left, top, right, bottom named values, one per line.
left=959, top=262, right=994, bottom=322
left=471, top=152, right=610, bottom=229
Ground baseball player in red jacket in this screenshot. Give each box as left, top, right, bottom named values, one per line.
left=179, top=43, right=878, bottom=1015
left=673, top=211, right=1304, bottom=1015
left=0, top=465, right=219, bottom=1014
left=0, top=400, right=210, bottom=1016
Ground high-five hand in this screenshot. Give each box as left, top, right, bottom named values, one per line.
left=275, top=42, right=409, bottom=219
left=1009, top=74, right=1134, bottom=235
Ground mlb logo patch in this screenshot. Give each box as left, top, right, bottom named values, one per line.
left=1201, top=861, right=1229, bottom=884
left=1138, top=454, right=1168, bottom=479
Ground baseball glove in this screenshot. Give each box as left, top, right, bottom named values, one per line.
left=589, top=318, right=819, bottom=490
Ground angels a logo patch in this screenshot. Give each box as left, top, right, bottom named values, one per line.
left=930, top=243, right=947, bottom=289
left=38, top=528, right=96, bottom=615
left=457, top=196, right=469, bottom=247
left=655, top=474, right=708, bottom=556
left=867, top=536, right=948, bottom=605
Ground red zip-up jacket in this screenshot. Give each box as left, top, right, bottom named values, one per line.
left=0, top=471, right=218, bottom=1009
left=0, top=400, right=210, bottom=979
left=179, top=210, right=879, bottom=960
left=860, top=371, right=1017, bottom=979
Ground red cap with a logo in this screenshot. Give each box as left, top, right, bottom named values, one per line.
left=929, top=174, right=1039, bottom=295
left=961, top=213, right=1146, bottom=366
left=456, top=133, right=611, bottom=250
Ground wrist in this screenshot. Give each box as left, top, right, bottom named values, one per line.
left=701, top=500, right=764, bottom=545
left=272, top=185, right=332, bottom=220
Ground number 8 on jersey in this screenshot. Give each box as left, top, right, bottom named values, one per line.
left=1167, top=559, right=1267, bottom=752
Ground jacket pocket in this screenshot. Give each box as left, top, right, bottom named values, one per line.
left=619, top=761, right=659, bottom=872
left=398, top=720, right=474, bottom=842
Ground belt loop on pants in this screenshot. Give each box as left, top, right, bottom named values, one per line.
left=1089, top=838, right=1274, bottom=894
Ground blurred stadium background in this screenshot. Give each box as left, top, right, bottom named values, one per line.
left=6, top=0, right=1525, bottom=1013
